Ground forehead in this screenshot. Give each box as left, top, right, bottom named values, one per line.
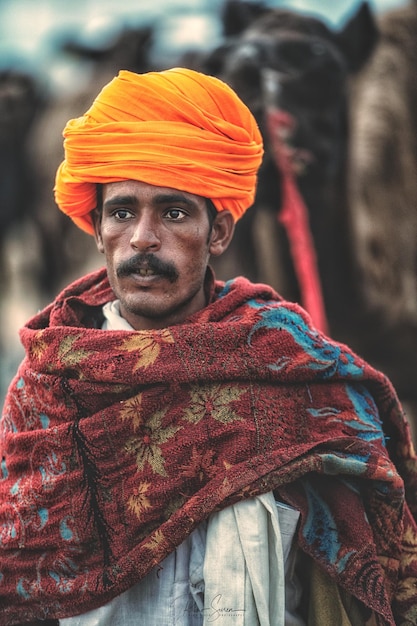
left=102, top=180, right=207, bottom=207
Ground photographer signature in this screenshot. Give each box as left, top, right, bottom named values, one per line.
left=182, top=594, right=245, bottom=622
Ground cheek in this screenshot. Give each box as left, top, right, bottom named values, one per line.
left=101, top=232, right=130, bottom=265
left=178, top=236, right=210, bottom=271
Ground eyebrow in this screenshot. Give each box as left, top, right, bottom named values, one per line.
left=103, top=194, right=136, bottom=210
left=103, top=192, right=198, bottom=210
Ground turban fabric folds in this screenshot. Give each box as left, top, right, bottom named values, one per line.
left=54, top=68, right=264, bottom=234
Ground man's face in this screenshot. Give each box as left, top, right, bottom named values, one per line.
left=93, top=180, right=234, bottom=330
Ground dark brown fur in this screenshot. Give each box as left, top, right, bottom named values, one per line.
left=347, top=0, right=417, bottom=413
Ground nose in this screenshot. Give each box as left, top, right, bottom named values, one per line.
left=129, top=212, right=161, bottom=252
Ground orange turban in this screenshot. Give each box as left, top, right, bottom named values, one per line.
left=54, top=68, right=264, bottom=234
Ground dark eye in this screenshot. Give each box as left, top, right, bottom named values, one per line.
left=165, top=208, right=186, bottom=220
left=311, top=42, right=327, bottom=57
left=113, top=209, right=133, bottom=220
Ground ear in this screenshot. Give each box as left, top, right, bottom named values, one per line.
left=221, top=0, right=270, bottom=37
left=91, top=209, right=105, bottom=254
left=335, top=2, right=379, bottom=73
left=209, top=210, right=235, bottom=257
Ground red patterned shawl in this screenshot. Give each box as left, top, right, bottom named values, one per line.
left=1, top=268, right=417, bottom=625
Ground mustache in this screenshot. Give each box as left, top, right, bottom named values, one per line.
left=116, top=253, right=179, bottom=282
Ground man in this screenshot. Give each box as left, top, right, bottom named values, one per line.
left=1, top=68, right=417, bottom=626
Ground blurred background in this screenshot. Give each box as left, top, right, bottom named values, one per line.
left=1, top=0, right=416, bottom=438
left=0, top=0, right=407, bottom=94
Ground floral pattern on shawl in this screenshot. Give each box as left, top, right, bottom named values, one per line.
left=1, top=268, right=417, bottom=626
